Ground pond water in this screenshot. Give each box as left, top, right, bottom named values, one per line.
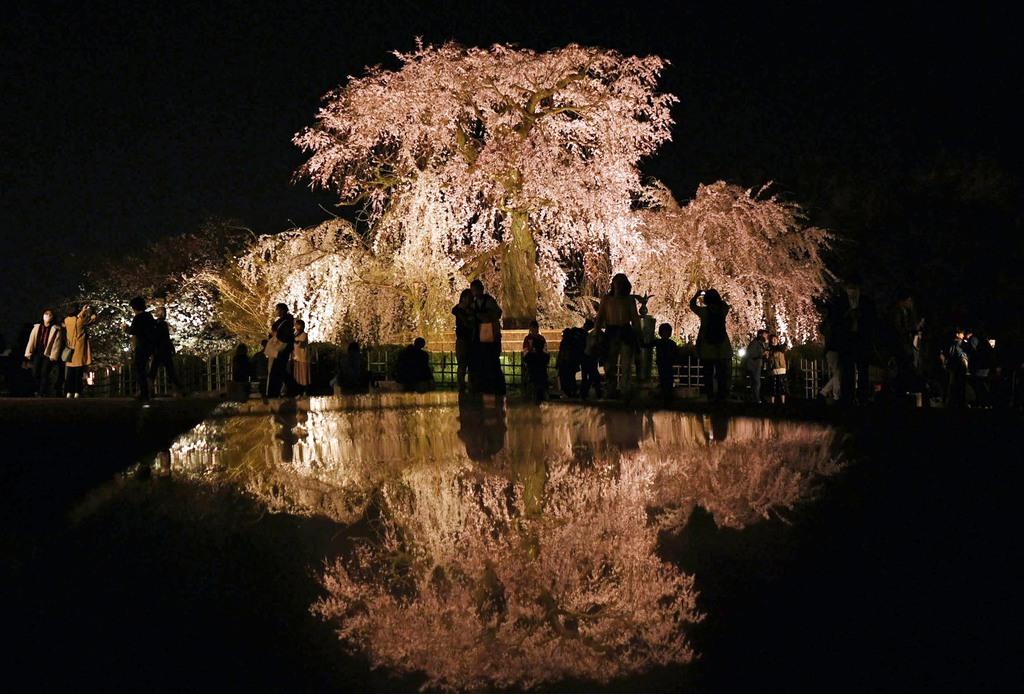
left=70, top=393, right=840, bottom=691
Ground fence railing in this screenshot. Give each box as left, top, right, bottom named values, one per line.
left=72, top=347, right=830, bottom=400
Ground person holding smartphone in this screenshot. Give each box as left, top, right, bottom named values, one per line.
left=689, top=288, right=732, bottom=401
left=63, top=303, right=96, bottom=398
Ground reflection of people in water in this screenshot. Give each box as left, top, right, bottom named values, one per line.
left=603, top=408, right=645, bottom=450
left=697, top=413, right=730, bottom=443
left=457, top=392, right=507, bottom=461
left=273, top=398, right=301, bottom=463
left=709, top=411, right=729, bottom=442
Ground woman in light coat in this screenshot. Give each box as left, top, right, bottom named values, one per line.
left=291, top=319, right=310, bottom=395
left=63, top=304, right=96, bottom=398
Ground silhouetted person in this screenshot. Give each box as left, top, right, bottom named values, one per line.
left=24, top=308, right=61, bottom=396
left=395, top=337, right=434, bottom=392
left=831, top=275, right=876, bottom=403
left=579, top=319, right=603, bottom=399
left=768, top=334, right=789, bottom=404
left=266, top=302, right=295, bottom=397
left=892, top=292, right=925, bottom=399
left=965, top=326, right=995, bottom=408
left=470, top=279, right=505, bottom=395
left=943, top=327, right=968, bottom=408
left=228, top=343, right=251, bottom=401
left=252, top=341, right=269, bottom=394
left=689, top=288, right=732, bottom=401
left=818, top=304, right=841, bottom=403
left=556, top=324, right=586, bottom=397
left=654, top=322, right=679, bottom=402
left=743, top=330, right=768, bottom=404
left=128, top=296, right=157, bottom=401
left=232, top=343, right=251, bottom=381
left=337, top=341, right=369, bottom=393
left=519, top=319, right=543, bottom=353
left=523, top=336, right=550, bottom=402
left=595, top=273, right=640, bottom=398
left=148, top=306, right=183, bottom=396
left=452, top=288, right=476, bottom=393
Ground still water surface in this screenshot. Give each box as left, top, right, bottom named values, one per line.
left=119, top=393, right=839, bottom=690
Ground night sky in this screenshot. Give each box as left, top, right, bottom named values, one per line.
left=3, top=2, right=1021, bottom=339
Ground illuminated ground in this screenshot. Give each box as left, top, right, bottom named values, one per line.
left=5, top=394, right=1021, bottom=691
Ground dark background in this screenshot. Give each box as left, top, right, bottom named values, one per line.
left=3, top=1, right=1022, bottom=345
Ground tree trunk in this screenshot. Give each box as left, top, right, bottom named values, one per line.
left=500, top=208, right=538, bottom=328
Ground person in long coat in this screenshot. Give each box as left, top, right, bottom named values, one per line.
left=149, top=306, right=183, bottom=395
left=291, top=319, right=310, bottom=395
left=469, top=279, right=505, bottom=395
left=266, top=302, right=296, bottom=397
left=63, top=304, right=96, bottom=398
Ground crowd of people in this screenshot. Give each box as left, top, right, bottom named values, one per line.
left=4, top=271, right=1017, bottom=409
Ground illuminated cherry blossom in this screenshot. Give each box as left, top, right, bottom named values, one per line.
left=625, top=181, right=833, bottom=343
left=197, top=218, right=453, bottom=345
left=295, top=41, right=677, bottom=325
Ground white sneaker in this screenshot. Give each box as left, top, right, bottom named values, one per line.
left=74, top=393, right=80, bottom=399
left=66, top=393, right=71, bottom=399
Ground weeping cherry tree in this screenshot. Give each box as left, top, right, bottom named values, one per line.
left=294, top=41, right=677, bottom=326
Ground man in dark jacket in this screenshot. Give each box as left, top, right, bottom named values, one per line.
left=470, top=279, right=505, bottom=395
left=395, top=337, right=434, bottom=391
left=654, top=323, right=680, bottom=402
left=943, top=328, right=969, bottom=408
left=556, top=325, right=587, bottom=397
left=267, top=302, right=296, bottom=397
left=149, top=306, right=183, bottom=395
left=128, top=296, right=157, bottom=401
left=830, top=275, right=877, bottom=403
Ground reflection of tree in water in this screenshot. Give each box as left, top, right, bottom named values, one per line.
left=317, top=461, right=699, bottom=690
left=166, top=395, right=840, bottom=689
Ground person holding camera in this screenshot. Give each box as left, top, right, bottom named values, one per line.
left=63, top=304, right=96, bottom=398
left=689, top=288, right=732, bottom=401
